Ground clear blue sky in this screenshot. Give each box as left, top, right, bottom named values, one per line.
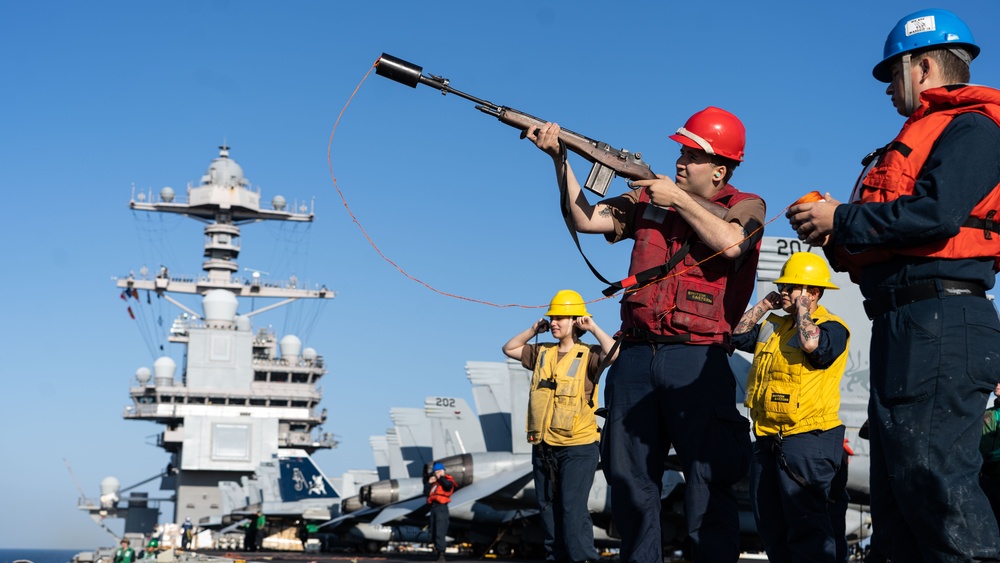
left=2, top=0, right=999, bottom=550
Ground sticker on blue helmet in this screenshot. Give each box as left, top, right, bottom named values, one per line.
left=904, top=15, right=935, bottom=37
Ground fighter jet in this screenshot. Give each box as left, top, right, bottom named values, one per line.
left=360, top=398, right=485, bottom=508
left=208, top=449, right=373, bottom=537
left=214, top=400, right=460, bottom=552
left=359, top=362, right=595, bottom=555
left=369, top=435, right=392, bottom=481
left=202, top=449, right=344, bottom=551
left=323, top=396, right=494, bottom=552
left=356, top=372, right=541, bottom=556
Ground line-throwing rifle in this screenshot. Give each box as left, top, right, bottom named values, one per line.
left=375, top=54, right=728, bottom=220
left=375, top=53, right=655, bottom=198
left=374, top=53, right=731, bottom=289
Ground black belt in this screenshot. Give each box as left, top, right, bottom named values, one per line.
left=621, top=328, right=691, bottom=344
left=862, top=280, right=987, bottom=319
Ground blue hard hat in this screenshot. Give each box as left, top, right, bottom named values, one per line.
left=432, top=462, right=445, bottom=472
left=873, top=9, right=979, bottom=82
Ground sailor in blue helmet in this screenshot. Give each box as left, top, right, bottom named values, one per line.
left=788, top=8, right=1000, bottom=561
left=427, top=461, right=456, bottom=562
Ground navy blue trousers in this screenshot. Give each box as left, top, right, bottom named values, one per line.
left=868, top=295, right=1000, bottom=562
left=601, top=342, right=751, bottom=563
left=429, top=502, right=449, bottom=554
left=750, top=426, right=845, bottom=563
left=829, top=447, right=850, bottom=563
left=532, top=441, right=600, bottom=562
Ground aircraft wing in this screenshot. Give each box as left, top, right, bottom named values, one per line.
left=319, top=505, right=379, bottom=529
left=370, top=495, right=429, bottom=526
left=447, top=461, right=532, bottom=511
left=219, top=517, right=249, bottom=534
left=371, top=460, right=533, bottom=526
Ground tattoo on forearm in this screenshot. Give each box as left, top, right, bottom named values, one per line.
left=797, top=314, right=820, bottom=343
left=734, top=303, right=768, bottom=334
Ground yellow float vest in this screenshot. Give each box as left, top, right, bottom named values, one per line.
left=526, top=342, right=600, bottom=446
left=744, top=305, right=849, bottom=437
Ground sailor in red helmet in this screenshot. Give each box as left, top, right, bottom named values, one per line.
left=788, top=8, right=1000, bottom=561
left=527, top=108, right=764, bottom=563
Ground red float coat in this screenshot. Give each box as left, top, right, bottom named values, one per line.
left=620, top=185, right=762, bottom=352
left=427, top=474, right=456, bottom=505
left=837, top=86, right=1000, bottom=278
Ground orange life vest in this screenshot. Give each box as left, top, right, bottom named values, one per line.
left=427, top=474, right=456, bottom=505
left=621, top=185, right=762, bottom=351
left=836, top=85, right=1000, bottom=279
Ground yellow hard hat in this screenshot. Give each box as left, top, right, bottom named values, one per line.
left=545, top=290, right=590, bottom=317
left=773, top=252, right=839, bottom=289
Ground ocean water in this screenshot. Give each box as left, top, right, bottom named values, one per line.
left=0, top=550, right=83, bottom=563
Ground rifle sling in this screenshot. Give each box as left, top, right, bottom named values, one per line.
left=553, top=140, right=696, bottom=297
left=556, top=141, right=616, bottom=286
left=601, top=241, right=692, bottom=297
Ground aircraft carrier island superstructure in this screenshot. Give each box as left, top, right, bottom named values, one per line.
left=115, top=146, right=336, bottom=526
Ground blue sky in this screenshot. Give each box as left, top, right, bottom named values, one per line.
left=3, top=0, right=1000, bottom=550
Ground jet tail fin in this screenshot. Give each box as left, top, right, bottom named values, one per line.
left=391, top=407, right=433, bottom=478
left=465, top=361, right=532, bottom=455
left=276, top=453, right=340, bottom=502
left=425, top=396, right=487, bottom=457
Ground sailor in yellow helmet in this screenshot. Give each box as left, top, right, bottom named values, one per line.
left=502, top=290, right=616, bottom=563
left=731, top=252, right=850, bottom=563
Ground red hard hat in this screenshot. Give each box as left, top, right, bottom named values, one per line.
left=669, top=107, right=746, bottom=162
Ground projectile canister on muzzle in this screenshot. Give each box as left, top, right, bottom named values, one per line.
left=375, top=53, right=423, bottom=88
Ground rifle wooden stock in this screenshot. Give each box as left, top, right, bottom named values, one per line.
left=495, top=108, right=655, bottom=182
left=495, top=108, right=727, bottom=220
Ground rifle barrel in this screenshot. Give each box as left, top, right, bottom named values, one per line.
left=376, top=53, right=710, bottom=203
left=376, top=53, right=498, bottom=110
left=376, top=54, right=597, bottom=144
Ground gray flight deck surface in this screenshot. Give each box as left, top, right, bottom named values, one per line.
left=172, top=550, right=771, bottom=563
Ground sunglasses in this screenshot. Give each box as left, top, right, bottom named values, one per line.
left=777, top=284, right=805, bottom=293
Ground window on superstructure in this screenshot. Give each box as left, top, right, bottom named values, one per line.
left=291, top=373, right=309, bottom=384
left=212, top=423, right=251, bottom=461
left=272, top=372, right=288, bottom=383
